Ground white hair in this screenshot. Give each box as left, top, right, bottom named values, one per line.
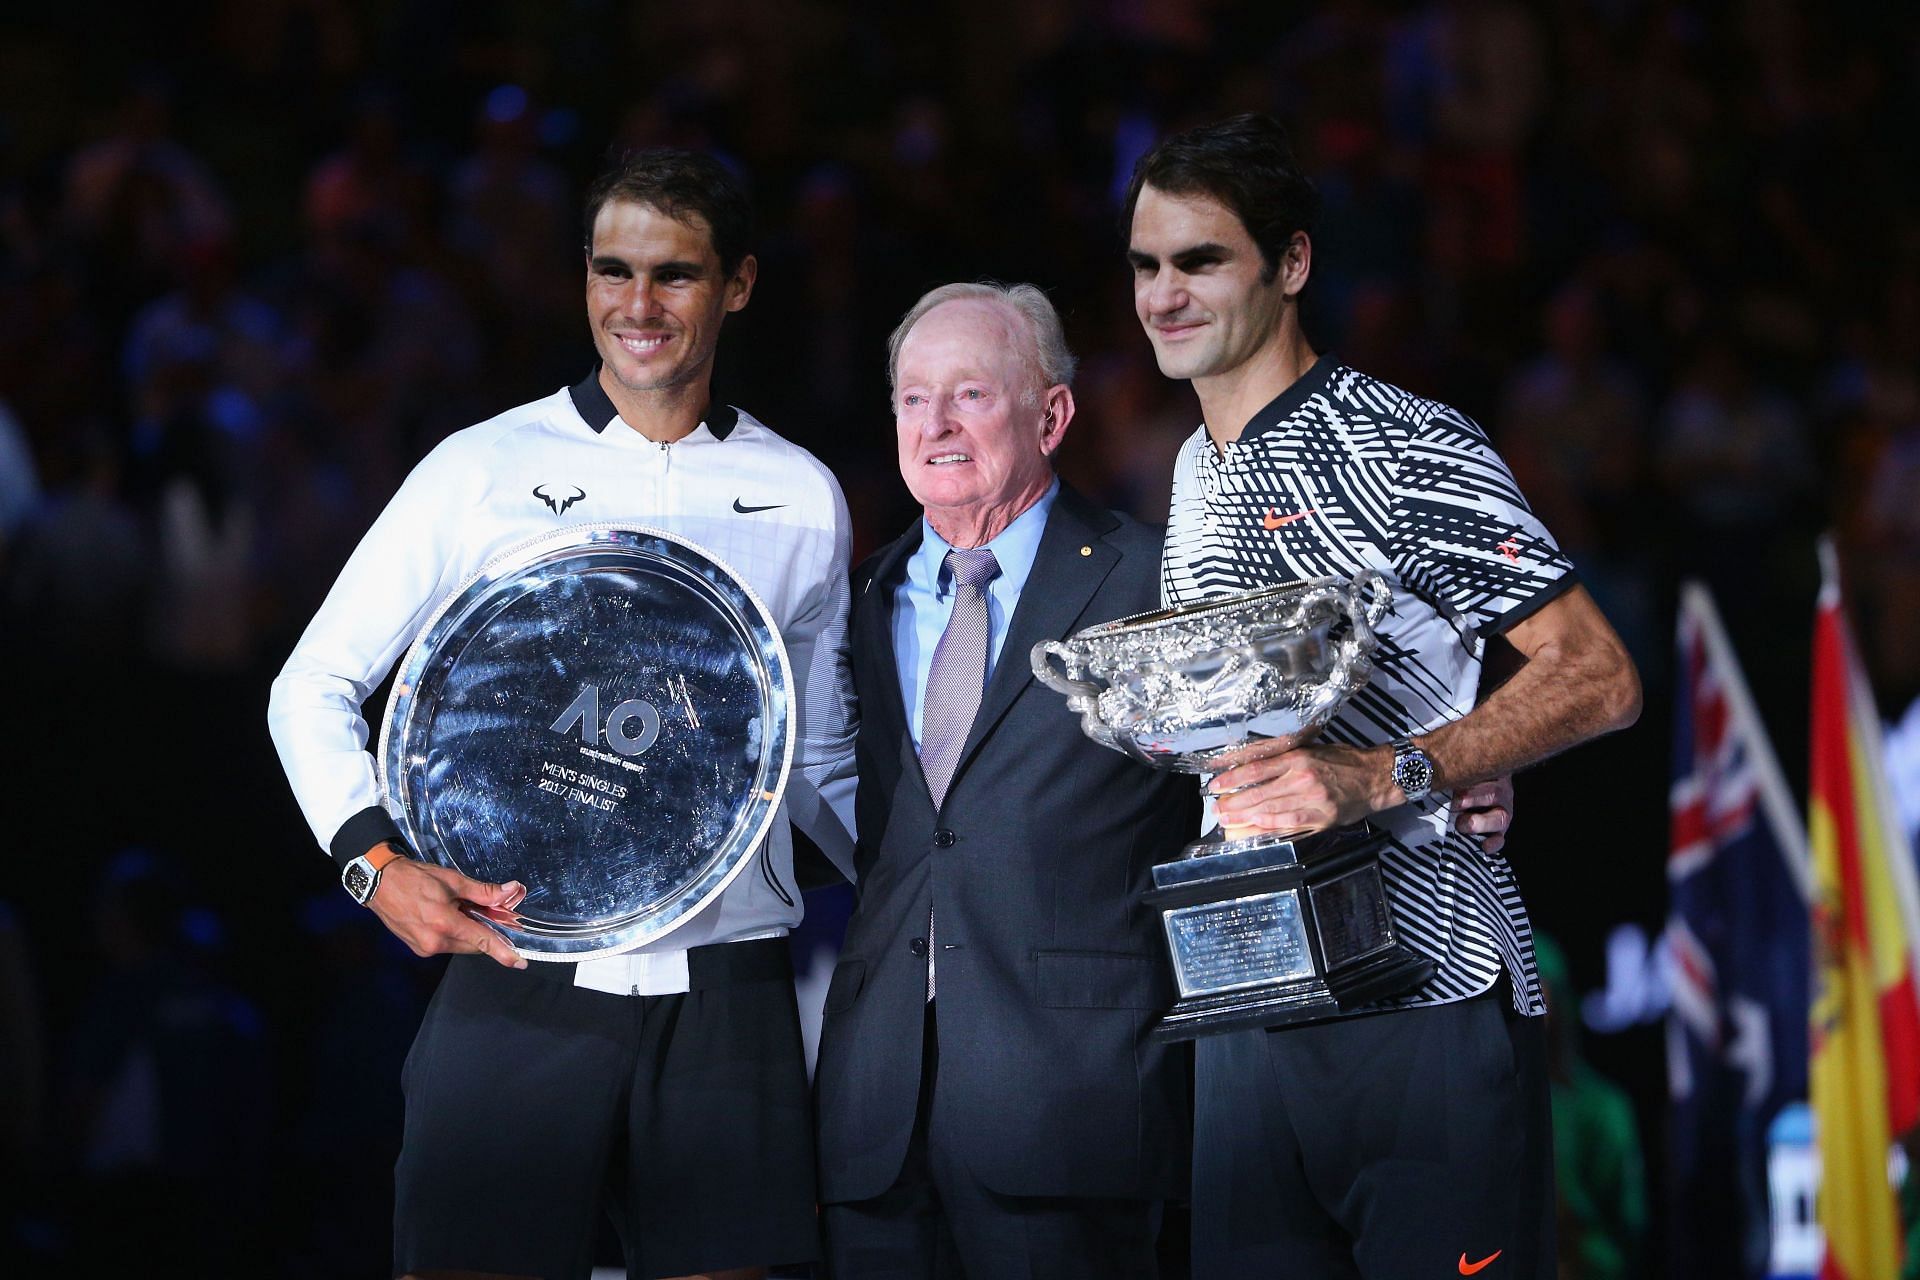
left=885, top=281, right=1078, bottom=401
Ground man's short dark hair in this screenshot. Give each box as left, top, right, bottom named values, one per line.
left=582, top=148, right=754, bottom=277
left=1122, top=114, right=1321, bottom=285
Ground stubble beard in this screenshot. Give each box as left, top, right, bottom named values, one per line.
left=604, top=334, right=712, bottom=396
left=1153, top=337, right=1217, bottom=384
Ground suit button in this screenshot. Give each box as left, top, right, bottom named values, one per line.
left=910, top=937, right=929, bottom=956
left=933, top=829, right=956, bottom=848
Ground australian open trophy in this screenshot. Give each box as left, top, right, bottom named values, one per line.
left=378, top=525, right=793, bottom=961
left=1032, top=571, right=1435, bottom=1040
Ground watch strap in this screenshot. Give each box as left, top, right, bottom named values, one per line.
left=363, top=842, right=407, bottom=873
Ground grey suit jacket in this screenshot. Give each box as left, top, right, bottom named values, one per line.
left=814, top=482, right=1199, bottom=1203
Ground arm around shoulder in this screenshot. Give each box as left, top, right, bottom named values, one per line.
left=1502, top=582, right=1641, bottom=733
left=1419, top=583, right=1641, bottom=793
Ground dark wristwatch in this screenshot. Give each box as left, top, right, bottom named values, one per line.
left=1390, top=739, right=1435, bottom=805
left=342, top=843, right=408, bottom=905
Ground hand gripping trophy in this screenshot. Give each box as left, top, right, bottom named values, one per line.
left=1033, top=572, right=1435, bottom=1039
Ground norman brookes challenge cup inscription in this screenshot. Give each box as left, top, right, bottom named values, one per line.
left=1163, top=891, right=1316, bottom=996
left=379, top=526, right=793, bottom=961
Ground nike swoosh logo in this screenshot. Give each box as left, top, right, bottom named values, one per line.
left=1262, top=507, right=1316, bottom=530
left=1459, top=1250, right=1503, bottom=1275
left=733, top=499, right=785, bottom=514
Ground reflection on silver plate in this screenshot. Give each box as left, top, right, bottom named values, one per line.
left=377, top=525, right=792, bottom=960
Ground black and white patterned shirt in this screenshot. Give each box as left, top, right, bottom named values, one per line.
left=1161, top=356, right=1576, bottom=1015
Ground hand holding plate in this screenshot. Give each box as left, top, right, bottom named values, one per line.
left=369, top=855, right=528, bottom=969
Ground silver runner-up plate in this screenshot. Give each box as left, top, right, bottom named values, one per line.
left=378, top=525, right=793, bottom=960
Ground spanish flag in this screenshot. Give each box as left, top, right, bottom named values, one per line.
left=1810, top=542, right=1920, bottom=1280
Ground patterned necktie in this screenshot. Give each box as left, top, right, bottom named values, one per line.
left=920, top=546, right=1000, bottom=1000
left=919, top=547, right=1001, bottom=807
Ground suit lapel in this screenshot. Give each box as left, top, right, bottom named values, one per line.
left=856, top=527, right=920, bottom=750
left=952, top=486, right=1120, bottom=782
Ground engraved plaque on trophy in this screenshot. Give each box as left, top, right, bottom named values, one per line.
left=378, top=525, right=792, bottom=960
left=1033, top=573, right=1435, bottom=1040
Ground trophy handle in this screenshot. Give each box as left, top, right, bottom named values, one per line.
left=1308, top=570, right=1391, bottom=706
left=1031, top=639, right=1095, bottom=698
left=1291, top=571, right=1389, bottom=645
left=1031, top=639, right=1126, bottom=752
left=1357, top=569, right=1391, bottom=625
left=1345, top=569, right=1392, bottom=649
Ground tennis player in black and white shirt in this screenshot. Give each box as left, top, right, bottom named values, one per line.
left=269, top=149, right=853, bottom=1280
left=1123, top=116, right=1642, bottom=1279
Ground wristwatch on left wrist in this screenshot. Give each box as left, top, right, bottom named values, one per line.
left=342, top=842, right=409, bottom=905
left=1390, top=739, right=1435, bottom=805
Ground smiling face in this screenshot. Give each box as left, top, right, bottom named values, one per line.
left=586, top=199, right=754, bottom=400
left=893, top=298, right=1071, bottom=547
left=1127, top=184, right=1297, bottom=384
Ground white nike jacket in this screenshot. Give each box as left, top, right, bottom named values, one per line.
left=268, top=372, right=858, bottom=985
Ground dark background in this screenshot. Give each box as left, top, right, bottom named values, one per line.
left=0, top=0, right=1914, bottom=1275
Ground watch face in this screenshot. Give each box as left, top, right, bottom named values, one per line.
left=1396, top=748, right=1433, bottom=797
left=344, top=862, right=372, bottom=901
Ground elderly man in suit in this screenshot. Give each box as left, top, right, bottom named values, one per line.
left=812, top=282, right=1193, bottom=1278
left=812, top=281, right=1515, bottom=1278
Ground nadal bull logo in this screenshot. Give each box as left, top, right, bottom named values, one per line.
left=533, top=483, right=587, bottom=515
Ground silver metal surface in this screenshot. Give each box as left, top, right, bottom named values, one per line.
left=378, top=525, right=793, bottom=960
left=1163, top=890, right=1316, bottom=998
left=1150, top=832, right=1304, bottom=888
left=1031, top=572, right=1391, bottom=770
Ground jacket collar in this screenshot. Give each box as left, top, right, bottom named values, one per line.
left=951, top=482, right=1120, bottom=783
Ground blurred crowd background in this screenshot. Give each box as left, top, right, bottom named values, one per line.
left=0, top=1, right=1914, bottom=1275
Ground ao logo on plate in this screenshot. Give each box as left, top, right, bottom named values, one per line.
left=549, top=685, right=662, bottom=756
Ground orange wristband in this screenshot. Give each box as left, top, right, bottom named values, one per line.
left=365, top=842, right=409, bottom=873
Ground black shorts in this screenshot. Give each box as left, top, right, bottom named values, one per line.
left=1191, top=980, right=1555, bottom=1279
left=394, top=939, right=817, bottom=1280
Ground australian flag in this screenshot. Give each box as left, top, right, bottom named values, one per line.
left=1665, top=582, right=1812, bottom=1279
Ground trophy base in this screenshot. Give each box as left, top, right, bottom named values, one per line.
left=1142, top=823, right=1436, bottom=1043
